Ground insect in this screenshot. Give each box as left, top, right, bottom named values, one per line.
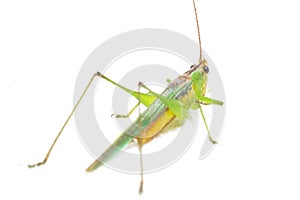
left=28, top=0, right=223, bottom=194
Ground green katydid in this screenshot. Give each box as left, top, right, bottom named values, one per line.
left=28, top=0, right=223, bottom=194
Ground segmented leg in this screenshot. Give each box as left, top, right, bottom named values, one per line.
left=138, top=144, right=144, bottom=194
left=28, top=72, right=154, bottom=168
left=28, top=72, right=100, bottom=168
left=198, top=104, right=217, bottom=144
left=111, top=102, right=140, bottom=118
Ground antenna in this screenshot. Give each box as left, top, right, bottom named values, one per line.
left=192, top=0, right=203, bottom=64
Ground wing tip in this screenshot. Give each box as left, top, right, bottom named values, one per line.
left=86, top=160, right=103, bottom=172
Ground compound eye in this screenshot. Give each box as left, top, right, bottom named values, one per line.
left=203, top=66, right=209, bottom=73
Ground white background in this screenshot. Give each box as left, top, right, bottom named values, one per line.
left=1, top=0, right=300, bottom=199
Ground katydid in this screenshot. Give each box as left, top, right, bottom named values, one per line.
left=28, top=0, right=223, bottom=194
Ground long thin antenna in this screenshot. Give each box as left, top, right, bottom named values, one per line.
left=192, top=0, right=203, bottom=63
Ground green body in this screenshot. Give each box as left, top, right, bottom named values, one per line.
left=86, top=61, right=223, bottom=172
